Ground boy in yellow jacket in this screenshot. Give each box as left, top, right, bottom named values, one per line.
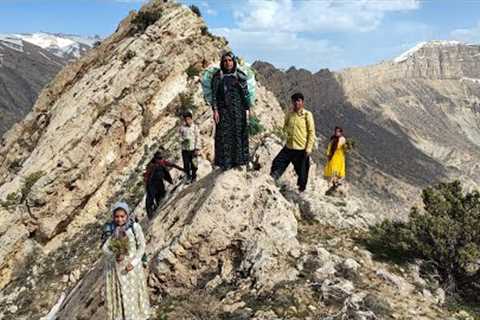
left=271, top=92, right=316, bottom=192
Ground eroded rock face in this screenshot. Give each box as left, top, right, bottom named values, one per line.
left=149, top=169, right=300, bottom=292
left=0, top=1, right=228, bottom=317
left=254, top=43, right=480, bottom=218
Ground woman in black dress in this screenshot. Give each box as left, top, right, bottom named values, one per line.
left=211, top=52, right=252, bottom=170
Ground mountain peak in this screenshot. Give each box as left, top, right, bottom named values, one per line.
left=0, top=32, right=97, bottom=60
left=393, top=40, right=465, bottom=63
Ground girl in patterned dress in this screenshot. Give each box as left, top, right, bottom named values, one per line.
left=102, top=202, right=151, bottom=320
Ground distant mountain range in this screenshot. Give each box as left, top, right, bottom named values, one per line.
left=0, top=32, right=97, bottom=135
left=0, top=32, right=100, bottom=60
left=254, top=40, right=480, bottom=209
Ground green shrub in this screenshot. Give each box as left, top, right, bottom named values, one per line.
left=0, top=192, right=20, bottom=209
left=122, top=50, right=136, bottom=64
left=185, top=65, right=201, bottom=78
left=189, top=5, right=202, bottom=17
left=177, top=92, right=197, bottom=116
left=248, top=116, right=265, bottom=136
left=20, top=171, right=45, bottom=203
left=131, top=10, right=162, bottom=33
left=201, top=26, right=209, bottom=36
left=366, top=181, right=480, bottom=303
left=1, top=171, right=45, bottom=208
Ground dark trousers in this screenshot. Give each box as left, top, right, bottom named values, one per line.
left=182, top=150, right=198, bottom=180
left=146, top=183, right=166, bottom=219
left=270, top=147, right=310, bottom=191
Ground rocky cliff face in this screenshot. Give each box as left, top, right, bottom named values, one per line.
left=254, top=41, right=480, bottom=213
left=0, top=38, right=68, bottom=136
left=0, top=1, right=469, bottom=320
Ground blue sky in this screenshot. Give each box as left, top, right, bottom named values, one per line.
left=1, top=0, right=480, bottom=71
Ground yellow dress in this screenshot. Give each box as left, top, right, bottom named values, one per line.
left=324, top=142, right=346, bottom=178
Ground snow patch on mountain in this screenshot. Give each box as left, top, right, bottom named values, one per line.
left=394, top=40, right=463, bottom=64
left=0, top=35, right=24, bottom=52
left=0, top=32, right=97, bottom=59
left=17, top=33, right=97, bottom=59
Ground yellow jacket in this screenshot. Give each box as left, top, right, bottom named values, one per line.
left=284, top=108, right=316, bottom=153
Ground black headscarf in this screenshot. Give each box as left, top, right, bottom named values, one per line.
left=220, top=51, right=237, bottom=74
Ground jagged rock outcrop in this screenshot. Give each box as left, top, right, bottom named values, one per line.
left=254, top=42, right=480, bottom=216
left=0, top=1, right=303, bottom=319
left=0, top=1, right=227, bottom=317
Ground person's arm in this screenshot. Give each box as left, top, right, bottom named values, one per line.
left=305, top=112, right=316, bottom=154
left=143, top=167, right=148, bottom=185
left=130, top=223, right=146, bottom=268
left=102, top=236, right=114, bottom=260
left=164, top=160, right=184, bottom=172
left=239, top=79, right=252, bottom=111
left=338, top=136, right=346, bottom=148
left=178, top=127, right=183, bottom=142
left=211, top=76, right=218, bottom=111
left=194, top=125, right=201, bottom=151
left=326, top=142, right=331, bottom=156
left=283, top=112, right=289, bottom=133
left=211, top=77, right=220, bottom=123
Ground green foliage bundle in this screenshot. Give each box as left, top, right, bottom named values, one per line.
left=366, top=181, right=480, bottom=302
left=185, top=65, right=201, bottom=78
left=345, top=138, right=356, bottom=150
left=248, top=116, right=265, bottom=136
left=109, top=235, right=130, bottom=257
left=177, top=92, right=197, bottom=116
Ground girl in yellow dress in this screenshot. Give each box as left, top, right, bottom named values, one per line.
left=324, top=127, right=346, bottom=188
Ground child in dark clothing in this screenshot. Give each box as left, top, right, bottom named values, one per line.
left=143, top=151, right=183, bottom=219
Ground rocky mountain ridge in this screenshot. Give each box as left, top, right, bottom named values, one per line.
left=0, top=1, right=475, bottom=319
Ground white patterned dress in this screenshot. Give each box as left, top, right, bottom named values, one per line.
left=103, top=223, right=151, bottom=320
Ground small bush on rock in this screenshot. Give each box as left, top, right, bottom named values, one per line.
left=132, top=10, right=162, bottom=33
left=248, top=116, right=265, bottom=136
left=177, top=92, right=197, bottom=116
left=189, top=5, right=202, bottom=17
left=366, top=181, right=480, bottom=303
left=185, top=65, right=201, bottom=78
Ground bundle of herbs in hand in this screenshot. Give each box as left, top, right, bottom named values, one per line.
left=109, top=229, right=130, bottom=260
left=345, top=138, right=356, bottom=151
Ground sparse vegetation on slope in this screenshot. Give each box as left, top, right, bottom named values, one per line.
left=366, top=181, right=480, bottom=308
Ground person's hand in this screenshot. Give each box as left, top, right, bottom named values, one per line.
left=213, top=110, right=220, bottom=124
left=125, top=263, right=134, bottom=272
left=305, top=150, right=311, bottom=157
left=116, top=255, right=124, bottom=263
left=194, top=149, right=200, bottom=156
